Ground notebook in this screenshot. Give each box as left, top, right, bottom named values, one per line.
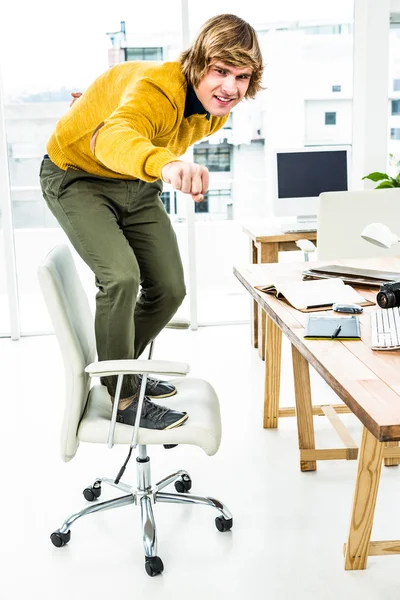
left=255, top=277, right=372, bottom=312
left=302, top=265, right=400, bottom=287
left=304, top=315, right=361, bottom=340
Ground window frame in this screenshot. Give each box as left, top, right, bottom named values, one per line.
left=124, top=47, right=163, bottom=61
left=193, top=143, right=232, bottom=172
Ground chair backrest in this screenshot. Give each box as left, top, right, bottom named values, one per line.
left=317, top=189, right=400, bottom=260
left=38, top=244, right=96, bottom=462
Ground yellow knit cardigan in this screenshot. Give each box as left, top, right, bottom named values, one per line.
left=47, top=61, right=229, bottom=181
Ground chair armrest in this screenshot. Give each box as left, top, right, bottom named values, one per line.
left=165, top=317, right=191, bottom=329
left=295, top=239, right=317, bottom=253
left=85, top=359, right=190, bottom=378
left=86, top=359, right=190, bottom=451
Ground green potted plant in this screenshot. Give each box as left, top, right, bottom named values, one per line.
left=363, top=153, right=400, bottom=188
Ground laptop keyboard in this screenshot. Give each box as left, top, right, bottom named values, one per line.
left=370, top=306, right=400, bottom=350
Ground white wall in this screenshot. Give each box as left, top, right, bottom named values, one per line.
left=231, top=143, right=267, bottom=220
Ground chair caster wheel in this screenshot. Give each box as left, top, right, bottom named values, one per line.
left=174, top=474, right=192, bottom=493
left=215, top=516, right=233, bottom=532
left=145, top=556, right=164, bottom=576
left=50, top=530, right=71, bottom=547
left=83, top=484, right=101, bottom=501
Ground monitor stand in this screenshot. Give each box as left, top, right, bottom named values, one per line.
left=281, top=215, right=317, bottom=233
left=297, top=214, right=317, bottom=224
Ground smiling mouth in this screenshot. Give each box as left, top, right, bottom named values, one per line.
left=215, top=95, right=235, bottom=103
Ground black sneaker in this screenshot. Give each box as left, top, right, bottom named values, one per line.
left=116, top=397, right=188, bottom=430
left=135, top=375, right=177, bottom=399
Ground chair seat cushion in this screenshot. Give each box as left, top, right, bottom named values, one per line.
left=77, top=377, right=221, bottom=456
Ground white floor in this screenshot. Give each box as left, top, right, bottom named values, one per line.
left=1, top=324, right=399, bottom=600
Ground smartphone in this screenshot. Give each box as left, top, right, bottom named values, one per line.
left=332, top=303, right=363, bottom=314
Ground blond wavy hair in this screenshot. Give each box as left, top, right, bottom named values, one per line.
left=180, top=14, right=264, bottom=99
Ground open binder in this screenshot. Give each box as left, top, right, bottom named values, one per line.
left=255, top=277, right=373, bottom=312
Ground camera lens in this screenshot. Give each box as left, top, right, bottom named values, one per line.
left=377, top=290, right=396, bottom=308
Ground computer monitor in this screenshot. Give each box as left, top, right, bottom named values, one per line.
left=272, top=146, right=351, bottom=221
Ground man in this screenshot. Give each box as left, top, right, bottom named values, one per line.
left=40, top=13, right=264, bottom=430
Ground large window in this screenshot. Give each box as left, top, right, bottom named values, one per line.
left=0, top=1, right=356, bottom=333
left=0, top=2, right=182, bottom=335
left=387, top=22, right=400, bottom=172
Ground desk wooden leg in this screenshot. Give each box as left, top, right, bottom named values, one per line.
left=252, top=300, right=258, bottom=348
left=263, top=315, right=282, bottom=429
left=291, top=345, right=316, bottom=472
left=258, top=306, right=266, bottom=359
left=250, top=241, right=258, bottom=348
left=344, top=427, right=384, bottom=570
left=257, top=242, right=279, bottom=360
left=384, top=441, right=400, bottom=467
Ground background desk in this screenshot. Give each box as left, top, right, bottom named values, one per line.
left=242, top=222, right=317, bottom=360
left=234, top=256, right=400, bottom=571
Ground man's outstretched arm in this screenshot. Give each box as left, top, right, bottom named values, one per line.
left=161, top=161, right=209, bottom=203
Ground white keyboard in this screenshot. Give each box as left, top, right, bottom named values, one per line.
left=281, top=222, right=317, bottom=233
left=370, top=306, right=400, bottom=350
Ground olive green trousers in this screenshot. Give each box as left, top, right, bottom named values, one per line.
left=40, top=158, right=186, bottom=397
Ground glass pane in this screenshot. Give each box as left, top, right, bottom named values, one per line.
left=125, top=48, right=164, bottom=61
left=188, top=2, right=354, bottom=323
left=0, top=1, right=184, bottom=333
left=389, top=23, right=400, bottom=174
left=0, top=189, right=10, bottom=335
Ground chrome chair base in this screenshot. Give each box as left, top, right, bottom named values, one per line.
left=51, top=445, right=233, bottom=576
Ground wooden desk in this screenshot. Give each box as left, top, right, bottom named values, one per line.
left=242, top=223, right=317, bottom=360
left=234, top=257, right=400, bottom=571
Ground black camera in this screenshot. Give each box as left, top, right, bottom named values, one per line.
left=376, top=281, right=400, bottom=309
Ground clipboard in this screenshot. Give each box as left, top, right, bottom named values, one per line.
left=304, top=315, right=361, bottom=340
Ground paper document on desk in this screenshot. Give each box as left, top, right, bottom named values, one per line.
left=255, top=277, right=372, bottom=312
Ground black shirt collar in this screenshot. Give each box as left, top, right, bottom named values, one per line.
left=184, top=85, right=210, bottom=120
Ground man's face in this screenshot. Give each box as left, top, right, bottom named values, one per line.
left=194, top=61, right=252, bottom=117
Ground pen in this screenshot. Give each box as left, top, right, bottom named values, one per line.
left=331, top=325, right=342, bottom=339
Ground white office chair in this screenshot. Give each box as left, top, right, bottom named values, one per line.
left=38, top=244, right=232, bottom=577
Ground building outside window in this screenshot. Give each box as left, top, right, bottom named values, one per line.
left=392, top=99, right=400, bottom=115
left=394, top=79, right=400, bottom=91
left=160, top=191, right=170, bottom=213
left=325, top=111, right=337, bottom=125
left=194, top=197, right=209, bottom=213
left=193, top=143, right=231, bottom=172
left=195, top=189, right=232, bottom=217
left=390, top=128, right=400, bottom=140
left=124, top=47, right=163, bottom=61
left=160, top=191, right=178, bottom=216
left=332, top=85, right=341, bottom=92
